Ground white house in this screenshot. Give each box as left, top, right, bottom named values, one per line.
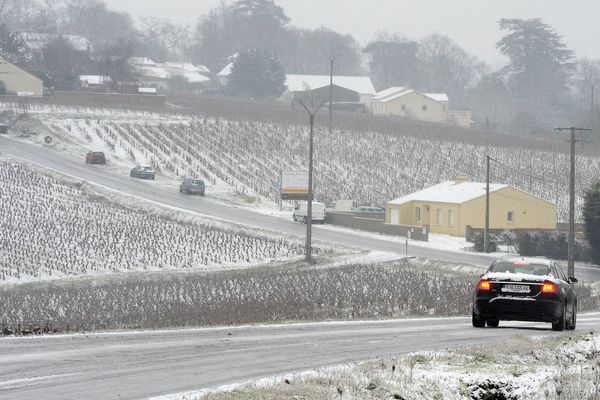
left=370, top=87, right=472, bottom=127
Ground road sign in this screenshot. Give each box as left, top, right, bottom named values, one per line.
left=281, top=171, right=310, bottom=200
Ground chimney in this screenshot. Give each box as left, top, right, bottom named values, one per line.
left=454, top=175, right=470, bottom=184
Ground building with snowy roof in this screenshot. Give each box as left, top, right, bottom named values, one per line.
left=283, top=74, right=376, bottom=104
left=384, top=175, right=557, bottom=236
left=370, top=87, right=472, bottom=127
left=0, top=58, right=43, bottom=96
left=131, top=58, right=210, bottom=91
left=19, top=33, right=91, bottom=58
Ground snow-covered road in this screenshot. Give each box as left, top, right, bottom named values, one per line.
left=2, top=136, right=600, bottom=281
left=1, top=314, right=600, bottom=400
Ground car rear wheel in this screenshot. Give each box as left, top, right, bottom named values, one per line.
left=472, top=312, right=485, bottom=328
left=486, top=319, right=499, bottom=328
left=552, top=304, right=567, bottom=331
left=568, top=303, right=577, bottom=331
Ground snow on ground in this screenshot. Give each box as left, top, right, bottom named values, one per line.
left=158, top=332, right=600, bottom=400
left=0, top=158, right=339, bottom=284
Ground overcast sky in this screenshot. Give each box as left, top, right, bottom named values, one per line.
left=103, top=0, right=600, bottom=67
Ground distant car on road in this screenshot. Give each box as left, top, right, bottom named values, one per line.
left=180, top=177, right=205, bottom=196
left=352, top=206, right=384, bottom=212
left=85, top=151, right=106, bottom=165
left=472, top=257, right=577, bottom=331
left=130, top=165, right=155, bottom=180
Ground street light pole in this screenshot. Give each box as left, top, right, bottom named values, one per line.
left=298, top=98, right=326, bottom=263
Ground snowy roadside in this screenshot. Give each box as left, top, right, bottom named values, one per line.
left=158, top=332, right=600, bottom=400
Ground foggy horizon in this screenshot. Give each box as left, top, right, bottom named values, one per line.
left=104, top=0, right=600, bottom=67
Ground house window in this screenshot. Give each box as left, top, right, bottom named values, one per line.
left=422, top=105, right=427, bottom=111
left=415, top=207, right=421, bottom=223
left=448, top=209, right=455, bottom=226
left=436, top=209, right=442, bottom=225
left=507, top=211, right=515, bottom=223
left=401, top=104, right=406, bottom=111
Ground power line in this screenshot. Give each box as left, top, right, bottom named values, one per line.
left=488, top=156, right=567, bottom=186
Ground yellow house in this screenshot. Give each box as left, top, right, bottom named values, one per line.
left=384, top=176, right=557, bottom=237
left=0, top=58, right=43, bottom=96
left=370, top=87, right=472, bottom=127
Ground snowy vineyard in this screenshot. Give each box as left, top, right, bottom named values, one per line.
left=0, top=160, right=313, bottom=282
left=0, top=262, right=488, bottom=332
left=5, top=103, right=600, bottom=221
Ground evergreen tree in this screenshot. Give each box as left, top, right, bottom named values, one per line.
left=497, top=19, right=574, bottom=123
left=227, top=49, right=284, bottom=99
left=583, top=182, right=600, bottom=265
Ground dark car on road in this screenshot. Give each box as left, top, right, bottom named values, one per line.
left=472, top=257, right=577, bottom=331
left=130, top=165, right=155, bottom=180
left=179, top=177, right=205, bottom=196
left=85, top=151, right=106, bottom=165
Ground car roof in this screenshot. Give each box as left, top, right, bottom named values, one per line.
left=494, top=257, right=554, bottom=266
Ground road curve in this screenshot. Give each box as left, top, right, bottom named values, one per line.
left=2, top=136, right=600, bottom=281
left=1, top=313, right=600, bottom=400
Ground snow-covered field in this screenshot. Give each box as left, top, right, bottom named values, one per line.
left=162, top=332, right=600, bottom=400
left=2, top=102, right=599, bottom=222
left=0, top=159, right=329, bottom=284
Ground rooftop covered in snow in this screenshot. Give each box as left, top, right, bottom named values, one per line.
left=372, top=87, right=449, bottom=103
left=285, top=74, right=376, bottom=95
left=387, top=180, right=509, bottom=205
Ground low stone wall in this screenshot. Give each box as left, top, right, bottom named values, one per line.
left=325, top=211, right=428, bottom=241
left=0, top=91, right=167, bottom=110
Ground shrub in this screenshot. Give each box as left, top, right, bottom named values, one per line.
left=583, top=182, right=600, bottom=265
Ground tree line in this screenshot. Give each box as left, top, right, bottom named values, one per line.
left=1, top=0, right=599, bottom=129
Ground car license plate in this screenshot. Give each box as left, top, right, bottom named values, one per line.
left=502, top=284, right=530, bottom=293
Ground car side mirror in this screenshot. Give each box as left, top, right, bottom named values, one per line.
left=568, top=277, right=578, bottom=284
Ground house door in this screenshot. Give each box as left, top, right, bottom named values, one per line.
left=391, top=208, right=399, bottom=225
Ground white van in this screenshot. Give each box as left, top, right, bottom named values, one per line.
left=293, top=201, right=325, bottom=224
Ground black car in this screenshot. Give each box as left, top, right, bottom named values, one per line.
left=86, top=151, right=106, bottom=165
left=130, top=165, right=156, bottom=180
left=179, top=177, right=205, bottom=196
left=472, top=257, right=577, bottom=331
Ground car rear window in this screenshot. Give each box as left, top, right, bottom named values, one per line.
left=93, top=152, right=104, bottom=156
left=490, top=261, right=551, bottom=276
left=192, top=180, right=203, bottom=185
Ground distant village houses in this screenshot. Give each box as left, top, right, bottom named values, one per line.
left=19, top=32, right=92, bottom=58
left=131, top=57, right=210, bottom=92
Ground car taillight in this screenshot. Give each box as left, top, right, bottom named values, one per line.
left=477, top=280, right=491, bottom=292
left=541, top=281, right=558, bottom=295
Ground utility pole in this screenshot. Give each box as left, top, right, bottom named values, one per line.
left=328, top=53, right=340, bottom=136
left=484, top=155, right=490, bottom=253
left=555, top=127, right=592, bottom=278
left=591, top=84, right=595, bottom=129
left=298, top=98, right=326, bottom=263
